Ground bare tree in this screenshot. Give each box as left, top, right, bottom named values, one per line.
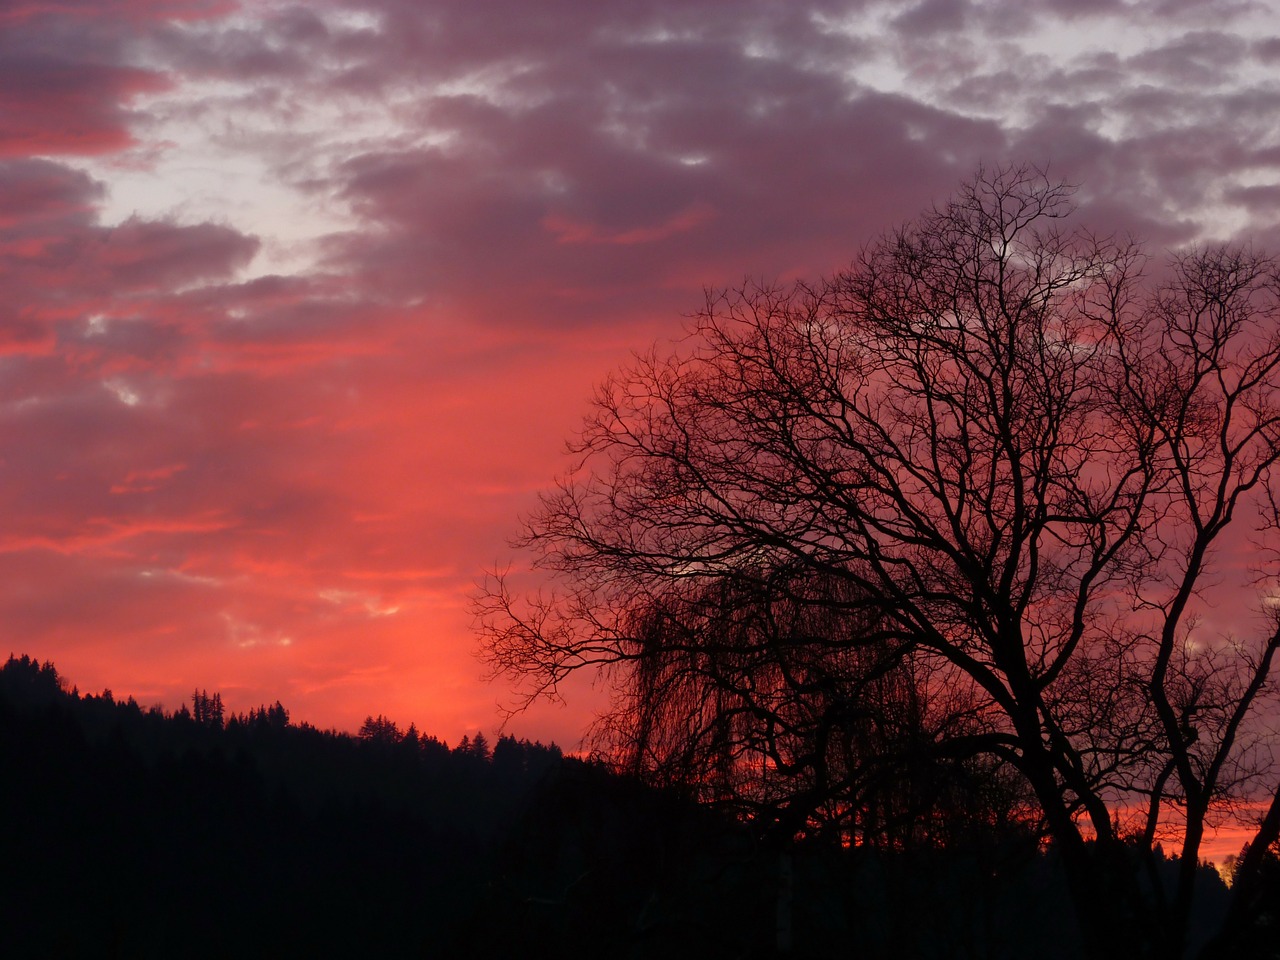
left=477, top=166, right=1280, bottom=958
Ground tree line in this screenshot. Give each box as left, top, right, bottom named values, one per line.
left=2, top=652, right=1269, bottom=956
left=0, top=653, right=560, bottom=957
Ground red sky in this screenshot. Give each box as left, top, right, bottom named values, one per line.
left=4, top=0, right=1280, bottom=825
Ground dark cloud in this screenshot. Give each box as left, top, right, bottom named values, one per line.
left=0, top=0, right=233, bottom=24
left=1225, top=182, right=1280, bottom=214
left=315, top=9, right=1004, bottom=330
left=893, top=0, right=972, bottom=34
left=0, top=158, right=104, bottom=226
left=1141, top=0, right=1256, bottom=18
left=0, top=56, right=168, bottom=156
left=97, top=219, right=259, bottom=290
left=1128, top=30, right=1250, bottom=86
left=0, top=4, right=183, bottom=155
left=1254, top=36, right=1280, bottom=62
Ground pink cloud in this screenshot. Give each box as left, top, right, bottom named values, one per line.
left=110, top=462, right=188, bottom=494
left=543, top=201, right=717, bottom=245
left=96, top=218, right=260, bottom=290
left=0, top=0, right=234, bottom=24
left=0, top=53, right=170, bottom=156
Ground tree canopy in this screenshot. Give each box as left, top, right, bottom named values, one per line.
left=478, top=165, right=1280, bottom=959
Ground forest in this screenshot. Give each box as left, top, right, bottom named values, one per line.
left=1, top=653, right=1267, bottom=958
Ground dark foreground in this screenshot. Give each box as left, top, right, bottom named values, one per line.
left=0, top=655, right=1253, bottom=958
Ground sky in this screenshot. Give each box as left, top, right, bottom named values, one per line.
left=4, top=0, right=1280, bottom=768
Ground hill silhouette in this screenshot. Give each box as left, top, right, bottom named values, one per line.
left=0, top=653, right=564, bottom=957
left=0, top=654, right=1252, bottom=959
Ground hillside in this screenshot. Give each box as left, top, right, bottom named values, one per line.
left=1, top=654, right=1255, bottom=959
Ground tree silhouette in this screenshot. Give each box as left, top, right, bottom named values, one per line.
left=359, top=714, right=402, bottom=745
left=478, top=165, right=1280, bottom=958
left=0, top=653, right=583, bottom=958
left=192, top=689, right=224, bottom=729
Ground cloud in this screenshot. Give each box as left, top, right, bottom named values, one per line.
left=0, top=58, right=169, bottom=157
left=0, top=3, right=190, bottom=157
left=543, top=200, right=718, bottom=246
left=892, top=0, right=971, bottom=34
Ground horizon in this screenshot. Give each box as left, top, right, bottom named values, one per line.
left=5, top=646, right=1260, bottom=871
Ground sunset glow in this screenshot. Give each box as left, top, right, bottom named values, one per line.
left=5, top=2, right=1280, bottom=872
